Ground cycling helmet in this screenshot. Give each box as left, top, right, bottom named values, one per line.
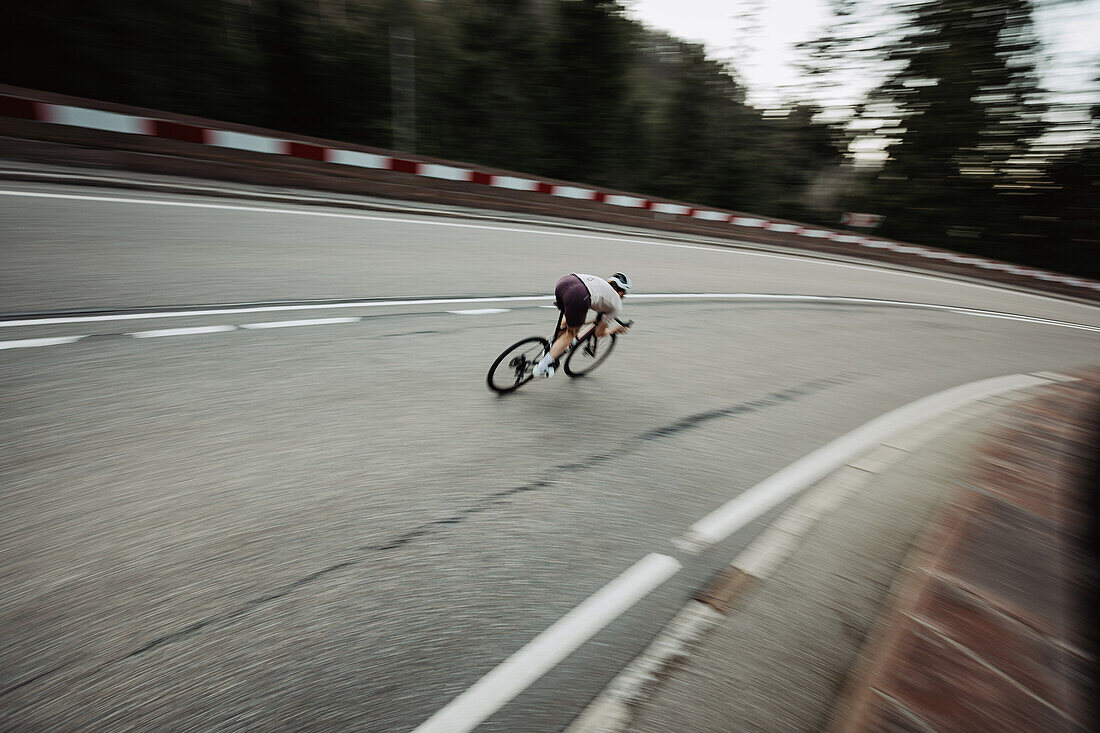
left=608, top=272, right=632, bottom=293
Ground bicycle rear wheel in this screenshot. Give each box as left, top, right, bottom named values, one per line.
left=563, top=332, right=616, bottom=377
left=487, top=337, right=550, bottom=393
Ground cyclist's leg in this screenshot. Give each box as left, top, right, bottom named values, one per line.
left=551, top=309, right=572, bottom=350
left=550, top=280, right=588, bottom=360
left=547, top=323, right=579, bottom=361
left=539, top=278, right=588, bottom=372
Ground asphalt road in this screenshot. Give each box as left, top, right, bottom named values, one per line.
left=2, top=180, right=1098, bottom=731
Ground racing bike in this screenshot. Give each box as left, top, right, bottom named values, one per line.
left=486, top=312, right=631, bottom=394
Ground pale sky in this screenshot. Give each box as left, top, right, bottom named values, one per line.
left=623, top=0, right=1100, bottom=111
left=623, top=0, right=828, bottom=107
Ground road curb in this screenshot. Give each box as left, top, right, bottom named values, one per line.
left=826, top=370, right=1097, bottom=731
left=566, top=383, right=1052, bottom=733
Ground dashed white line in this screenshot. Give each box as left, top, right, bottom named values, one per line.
left=419, top=372, right=1059, bottom=731
left=566, top=387, right=1054, bottom=733
left=2, top=293, right=1099, bottom=352
left=129, top=325, right=238, bottom=338
left=239, top=317, right=361, bottom=329
left=0, top=296, right=553, bottom=328
left=3, top=294, right=1098, bottom=332
left=447, top=308, right=511, bottom=315
left=0, top=335, right=86, bottom=349
left=413, top=553, right=681, bottom=733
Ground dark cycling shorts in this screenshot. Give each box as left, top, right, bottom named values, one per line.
left=554, top=274, right=591, bottom=328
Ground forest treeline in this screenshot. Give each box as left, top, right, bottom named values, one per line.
left=4, top=0, right=1097, bottom=278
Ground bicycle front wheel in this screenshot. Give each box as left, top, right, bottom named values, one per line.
left=487, top=336, right=550, bottom=393
left=563, top=332, right=616, bottom=377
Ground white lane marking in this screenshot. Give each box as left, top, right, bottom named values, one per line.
left=447, top=308, right=511, bottom=315
left=940, top=308, right=1100, bottom=330
left=2, top=189, right=1094, bottom=302
left=413, top=553, right=682, bottom=733
left=0, top=336, right=86, bottom=349
left=3, top=294, right=1099, bottom=332
left=566, top=388, right=1052, bottom=733
left=2, top=295, right=1097, bottom=354
left=1031, top=370, right=1078, bottom=383
left=238, top=317, right=360, bottom=329
left=628, top=294, right=1100, bottom=332
left=677, top=372, right=1052, bottom=551
left=129, top=325, right=238, bottom=338
left=0, top=297, right=554, bottom=328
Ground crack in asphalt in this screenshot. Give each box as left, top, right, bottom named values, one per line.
left=0, top=373, right=854, bottom=699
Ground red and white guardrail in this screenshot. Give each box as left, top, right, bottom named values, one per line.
left=2, top=92, right=1096, bottom=293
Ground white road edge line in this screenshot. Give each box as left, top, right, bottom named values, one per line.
left=677, top=372, right=1053, bottom=552
left=0, top=335, right=86, bottom=349
left=2, top=294, right=1098, bottom=331
left=238, top=317, right=361, bottom=329
left=565, top=386, right=1057, bottom=733
left=412, top=553, right=682, bottom=733
left=129, top=325, right=238, bottom=338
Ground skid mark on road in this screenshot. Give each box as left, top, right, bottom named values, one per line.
left=0, top=374, right=853, bottom=700
left=361, top=375, right=854, bottom=556
left=630, top=377, right=847, bottom=444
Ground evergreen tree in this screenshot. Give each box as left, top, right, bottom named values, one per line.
left=540, top=0, right=638, bottom=185
left=415, top=0, right=549, bottom=169
left=869, top=0, right=1049, bottom=254
left=2, top=0, right=857, bottom=235
left=2, top=0, right=262, bottom=121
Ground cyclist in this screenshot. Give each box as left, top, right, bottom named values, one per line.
left=533, top=272, right=632, bottom=378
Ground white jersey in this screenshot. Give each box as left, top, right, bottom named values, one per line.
left=574, top=273, right=623, bottom=324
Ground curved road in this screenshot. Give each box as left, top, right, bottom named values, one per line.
left=2, top=180, right=1098, bottom=731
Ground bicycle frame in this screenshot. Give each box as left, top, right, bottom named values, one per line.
left=550, top=311, right=607, bottom=347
